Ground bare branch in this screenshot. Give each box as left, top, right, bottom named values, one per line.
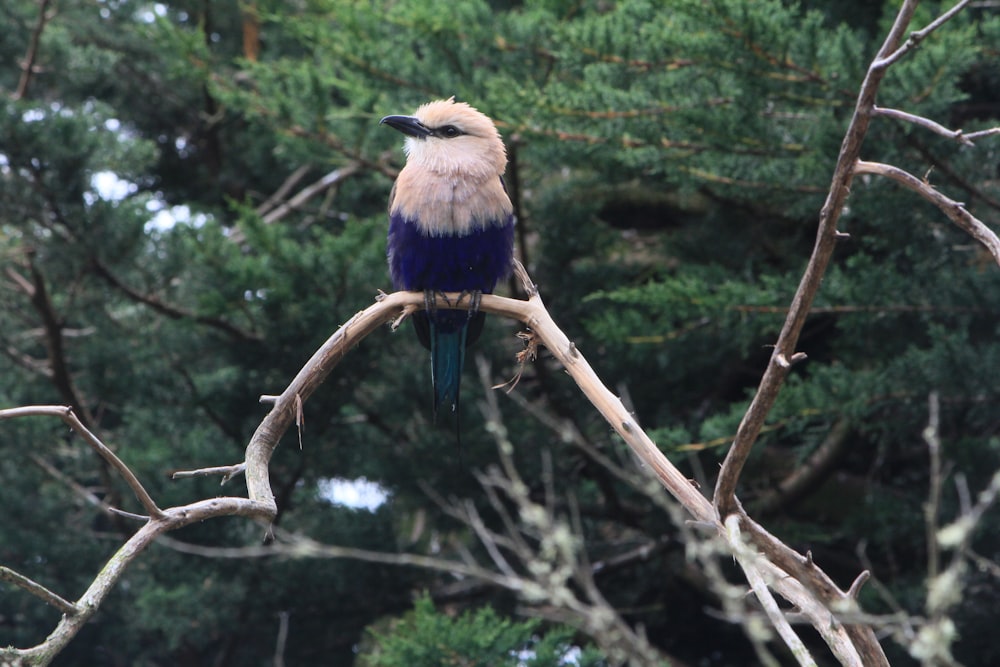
left=0, top=405, right=164, bottom=518
left=0, top=493, right=272, bottom=666
left=273, top=611, right=290, bottom=667
left=963, top=127, right=1000, bottom=141
left=0, top=566, right=77, bottom=616
left=171, top=462, right=246, bottom=483
left=723, top=516, right=817, bottom=667
left=924, top=392, right=944, bottom=581
left=752, top=419, right=851, bottom=514
left=873, top=0, right=973, bottom=69
left=873, top=106, right=975, bottom=146
left=155, top=531, right=519, bottom=589
left=260, top=164, right=360, bottom=225
left=712, top=0, right=923, bottom=520
left=855, top=160, right=1000, bottom=265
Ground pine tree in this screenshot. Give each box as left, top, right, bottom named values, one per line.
left=2, top=0, right=999, bottom=665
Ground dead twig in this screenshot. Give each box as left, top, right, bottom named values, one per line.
left=855, top=160, right=1000, bottom=265
left=0, top=405, right=164, bottom=519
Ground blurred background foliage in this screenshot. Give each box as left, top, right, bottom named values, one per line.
left=1, top=0, right=999, bottom=664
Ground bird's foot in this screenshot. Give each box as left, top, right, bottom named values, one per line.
left=459, top=290, right=483, bottom=320
left=423, top=289, right=439, bottom=316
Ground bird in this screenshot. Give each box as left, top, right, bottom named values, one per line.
left=380, top=98, right=515, bottom=423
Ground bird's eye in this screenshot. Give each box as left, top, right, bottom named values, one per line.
left=438, top=125, right=462, bottom=138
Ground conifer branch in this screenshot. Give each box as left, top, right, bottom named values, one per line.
left=90, top=257, right=263, bottom=343
left=13, top=0, right=55, bottom=101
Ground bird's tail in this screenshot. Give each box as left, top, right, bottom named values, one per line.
left=430, top=322, right=468, bottom=418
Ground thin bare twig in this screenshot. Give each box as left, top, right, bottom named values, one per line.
left=273, top=611, right=290, bottom=667
left=963, top=127, right=1000, bottom=141
left=0, top=405, right=164, bottom=518
left=751, top=419, right=852, bottom=514
left=171, top=462, right=246, bottom=483
left=924, top=392, right=943, bottom=581
left=873, top=106, right=975, bottom=146
left=0, top=566, right=77, bottom=616
left=261, top=164, right=361, bottom=225
left=874, top=0, right=973, bottom=69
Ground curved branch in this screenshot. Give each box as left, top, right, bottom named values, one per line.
left=228, top=268, right=873, bottom=664
left=238, top=273, right=713, bottom=522
left=855, top=160, right=1000, bottom=266
left=3, top=497, right=271, bottom=666
left=4, top=268, right=880, bottom=664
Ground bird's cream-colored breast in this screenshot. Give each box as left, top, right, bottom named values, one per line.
left=391, top=166, right=512, bottom=236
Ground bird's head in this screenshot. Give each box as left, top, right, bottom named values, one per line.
left=380, top=98, right=507, bottom=179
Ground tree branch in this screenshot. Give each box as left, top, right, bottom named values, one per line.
left=873, top=105, right=976, bottom=146
left=13, top=0, right=54, bottom=101
left=855, top=160, right=1000, bottom=265
left=0, top=566, right=76, bottom=616
left=260, top=164, right=360, bottom=225
left=90, top=257, right=262, bottom=342
left=3, top=264, right=888, bottom=664
left=751, top=418, right=852, bottom=515
left=713, top=0, right=923, bottom=517
left=723, top=516, right=816, bottom=667
left=0, top=405, right=164, bottom=519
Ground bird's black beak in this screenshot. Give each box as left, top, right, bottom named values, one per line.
left=379, top=114, right=431, bottom=139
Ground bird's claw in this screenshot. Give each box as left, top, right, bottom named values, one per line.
left=423, top=289, right=481, bottom=317
left=423, top=289, right=438, bottom=315
left=461, top=290, right=483, bottom=320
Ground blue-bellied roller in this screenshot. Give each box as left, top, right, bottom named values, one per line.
left=381, top=98, right=515, bottom=421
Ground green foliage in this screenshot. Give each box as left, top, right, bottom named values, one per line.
left=1, top=0, right=1000, bottom=665
left=358, top=594, right=607, bottom=667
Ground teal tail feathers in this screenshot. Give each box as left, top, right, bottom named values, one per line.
left=430, top=323, right=468, bottom=418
